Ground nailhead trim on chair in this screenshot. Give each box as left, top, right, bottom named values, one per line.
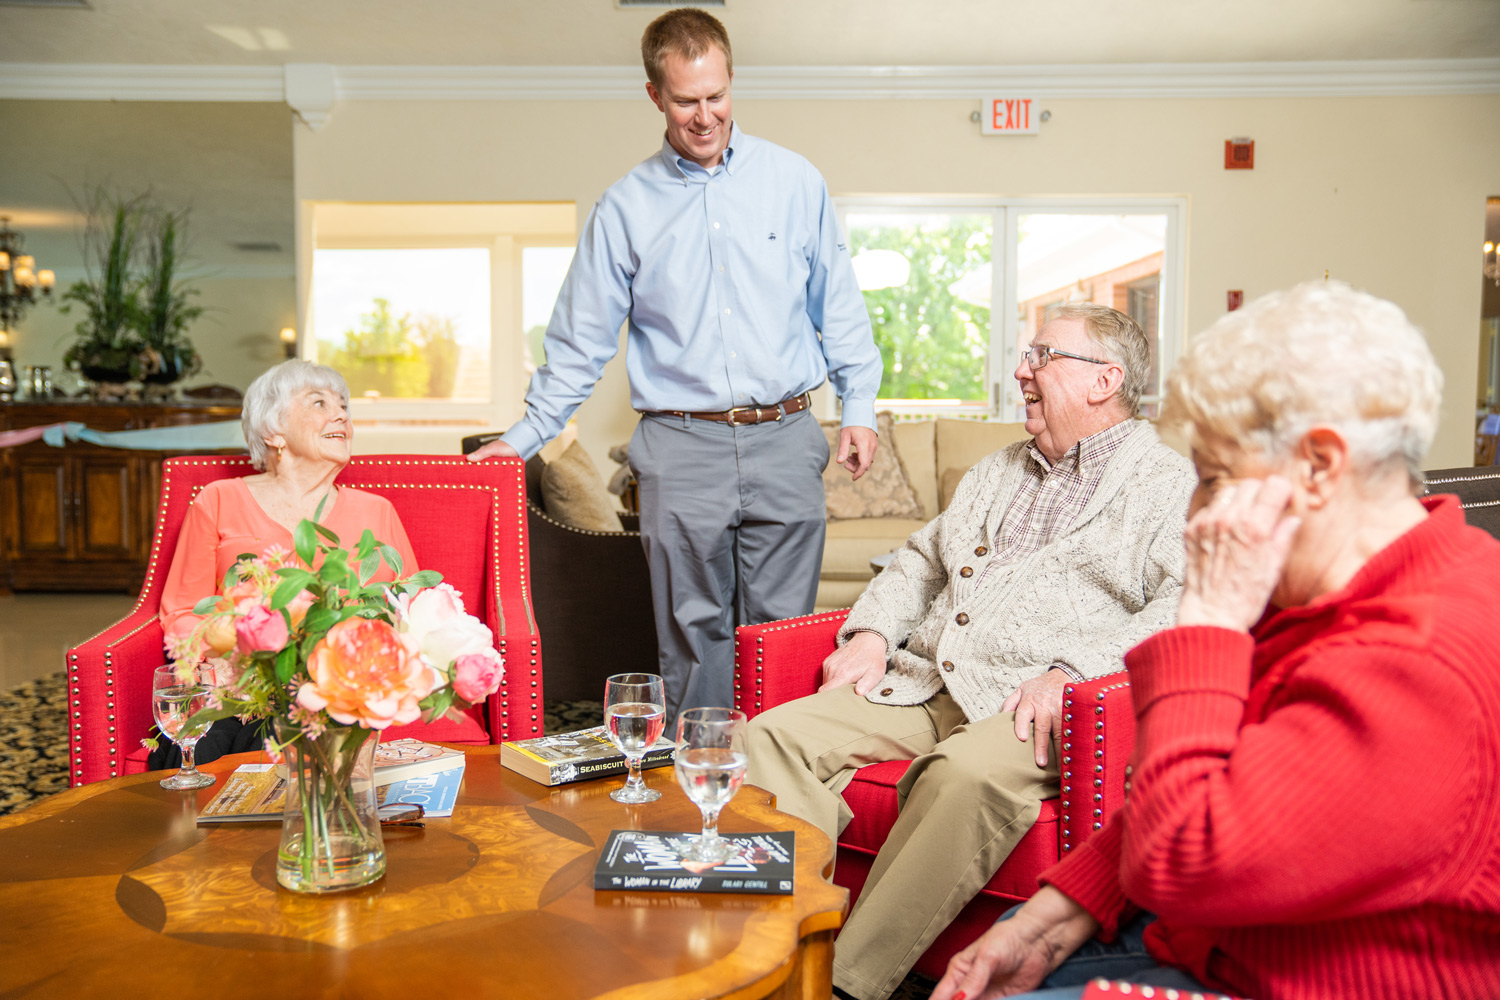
left=1059, top=677, right=1131, bottom=851
left=733, top=610, right=851, bottom=715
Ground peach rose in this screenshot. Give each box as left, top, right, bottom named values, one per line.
left=452, top=650, right=504, bottom=704
left=296, top=617, right=437, bottom=729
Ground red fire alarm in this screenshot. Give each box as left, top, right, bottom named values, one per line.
left=1225, top=138, right=1254, bottom=170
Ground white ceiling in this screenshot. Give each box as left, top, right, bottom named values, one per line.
left=1, top=0, right=1497, bottom=67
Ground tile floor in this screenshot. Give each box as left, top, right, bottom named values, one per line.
left=0, top=592, right=139, bottom=691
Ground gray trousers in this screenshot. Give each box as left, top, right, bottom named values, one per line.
left=630, top=408, right=830, bottom=722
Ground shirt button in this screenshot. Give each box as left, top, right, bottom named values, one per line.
left=941, top=660, right=955, bottom=673
left=713, top=221, right=720, bottom=229
left=879, top=687, right=894, bottom=697
left=956, top=612, right=970, bottom=625
left=729, top=351, right=737, bottom=358
left=959, top=566, right=973, bottom=578
left=974, top=545, right=988, bottom=556
left=718, top=265, right=725, bottom=272
left=724, top=308, right=731, bottom=315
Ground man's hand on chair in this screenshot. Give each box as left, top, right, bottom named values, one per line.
left=820, top=630, right=888, bottom=695
left=1001, top=667, right=1072, bottom=768
left=467, top=439, right=519, bottom=462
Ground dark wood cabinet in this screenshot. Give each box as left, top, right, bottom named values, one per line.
left=0, top=401, right=241, bottom=593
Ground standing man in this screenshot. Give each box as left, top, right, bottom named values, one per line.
left=468, top=8, right=883, bottom=721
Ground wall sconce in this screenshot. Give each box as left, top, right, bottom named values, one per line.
left=279, top=326, right=297, bottom=359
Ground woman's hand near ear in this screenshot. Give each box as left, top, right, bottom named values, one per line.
left=1176, top=475, right=1301, bottom=632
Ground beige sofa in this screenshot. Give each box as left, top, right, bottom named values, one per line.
left=817, top=418, right=1033, bottom=609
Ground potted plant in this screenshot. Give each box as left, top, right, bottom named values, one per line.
left=134, top=206, right=203, bottom=386
left=60, top=191, right=147, bottom=385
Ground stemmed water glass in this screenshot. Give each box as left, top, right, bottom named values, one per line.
left=151, top=665, right=216, bottom=790
left=603, top=672, right=666, bottom=804
left=673, top=707, right=749, bottom=864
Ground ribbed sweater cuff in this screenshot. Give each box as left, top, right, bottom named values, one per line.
left=1040, top=819, right=1131, bottom=940
left=1125, top=626, right=1254, bottom=713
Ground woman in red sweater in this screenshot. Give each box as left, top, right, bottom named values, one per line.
left=933, top=281, right=1500, bottom=1000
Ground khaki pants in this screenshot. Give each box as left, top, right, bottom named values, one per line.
left=745, top=685, right=1060, bottom=1000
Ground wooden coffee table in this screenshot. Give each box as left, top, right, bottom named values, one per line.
left=0, top=746, right=847, bottom=999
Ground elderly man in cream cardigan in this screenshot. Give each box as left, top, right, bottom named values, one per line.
left=745, top=301, right=1197, bottom=1000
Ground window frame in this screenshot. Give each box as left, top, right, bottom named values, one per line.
left=835, top=196, right=1187, bottom=421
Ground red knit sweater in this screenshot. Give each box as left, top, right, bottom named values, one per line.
left=1043, top=495, right=1500, bottom=1000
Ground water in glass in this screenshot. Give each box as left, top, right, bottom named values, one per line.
left=674, top=707, right=749, bottom=864
left=151, top=665, right=217, bottom=790
left=603, top=673, right=666, bottom=804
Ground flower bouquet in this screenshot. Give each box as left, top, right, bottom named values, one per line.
left=161, top=513, right=503, bottom=892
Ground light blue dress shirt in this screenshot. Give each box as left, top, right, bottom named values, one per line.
left=502, top=123, right=883, bottom=459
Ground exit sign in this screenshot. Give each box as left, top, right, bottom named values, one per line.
left=982, top=96, right=1039, bottom=135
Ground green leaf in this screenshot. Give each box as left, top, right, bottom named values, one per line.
left=358, top=550, right=381, bottom=586
left=423, top=686, right=456, bottom=719
left=378, top=544, right=403, bottom=577
left=355, top=529, right=377, bottom=561
left=293, top=519, right=317, bottom=567
left=183, top=704, right=240, bottom=731
left=301, top=605, right=339, bottom=635
left=313, top=522, right=341, bottom=545
left=191, top=595, right=221, bottom=615
left=406, top=570, right=442, bottom=588
left=318, top=548, right=352, bottom=588
left=274, top=645, right=298, bottom=684
left=270, top=575, right=312, bottom=611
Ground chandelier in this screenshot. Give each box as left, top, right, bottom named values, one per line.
left=0, top=217, right=56, bottom=349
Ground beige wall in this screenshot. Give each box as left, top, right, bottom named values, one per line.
left=289, top=92, right=1497, bottom=470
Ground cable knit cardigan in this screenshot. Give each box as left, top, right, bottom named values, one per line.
left=840, top=420, right=1196, bottom=723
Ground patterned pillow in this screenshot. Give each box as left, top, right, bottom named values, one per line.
left=821, top=412, right=925, bottom=520
left=541, top=441, right=622, bottom=532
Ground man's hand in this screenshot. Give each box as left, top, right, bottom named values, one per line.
left=1000, top=668, right=1070, bottom=767
left=837, top=425, right=878, bottom=481
left=819, top=630, right=888, bottom=695
left=467, top=438, right=519, bottom=462
left=930, top=887, right=1098, bottom=1000
left=1176, top=475, right=1300, bottom=632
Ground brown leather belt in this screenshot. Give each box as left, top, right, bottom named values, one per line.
left=643, top=392, right=812, bottom=426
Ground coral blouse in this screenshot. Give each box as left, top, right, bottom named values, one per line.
left=159, top=477, right=419, bottom=638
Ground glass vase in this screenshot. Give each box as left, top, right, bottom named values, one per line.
left=276, top=724, right=385, bottom=893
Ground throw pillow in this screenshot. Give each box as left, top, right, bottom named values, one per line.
left=821, top=412, right=925, bottom=520
left=541, top=441, right=621, bottom=532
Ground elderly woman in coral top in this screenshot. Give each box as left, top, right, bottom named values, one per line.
left=931, top=282, right=1500, bottom=1000
left=149, top=360, right=417, bottom=768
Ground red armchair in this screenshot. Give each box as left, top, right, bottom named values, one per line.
left=734, top=609, right=1136, bottom=980
left=66, top=455, right=545, bottom=787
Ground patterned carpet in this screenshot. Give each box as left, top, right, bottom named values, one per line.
left=0, top=678, right=936, bottom=999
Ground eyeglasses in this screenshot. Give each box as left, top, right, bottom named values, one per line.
left=1023, top=344, right=1113, bottom=370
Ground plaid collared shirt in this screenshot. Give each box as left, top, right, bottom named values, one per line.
left=989, top=418, right=1138, bottom=566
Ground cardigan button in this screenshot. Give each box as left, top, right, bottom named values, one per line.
left=941, top=660, right=955, bottom=672
left=955, top=612, right=970, bottom=625
left=974, top=545, right=988, bottom=556
left=959, top=566, right=973, bottom=578
left=879, top=687, right=893, bottom=697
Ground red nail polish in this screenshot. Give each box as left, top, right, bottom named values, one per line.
left=954, top=992, right=967, bottom=1000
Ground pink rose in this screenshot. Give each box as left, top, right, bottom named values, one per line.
left=453, top=650, right=504, bottom=703
left=235, top=604, right=289, bottom=654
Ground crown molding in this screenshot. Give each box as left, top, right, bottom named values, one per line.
left=1, top=58, right=1497, bottom=104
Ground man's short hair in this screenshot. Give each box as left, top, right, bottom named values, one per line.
left=641, top=8, right=733, bottom=88
left=1045, top=301, right=1150, bottom=416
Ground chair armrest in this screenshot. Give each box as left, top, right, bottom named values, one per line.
left=1058, top=671, right=1136, bottom=855
left=734, top=610, right=850, bottom=719
left=67, top=610, right=167, bottom=786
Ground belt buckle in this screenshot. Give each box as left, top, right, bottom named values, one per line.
left=725, top=406, right=749, bottom=427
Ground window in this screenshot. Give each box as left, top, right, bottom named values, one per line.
left=306, top=202, right=576, bottom=428
left=838, top=199, right=1185, bottom=420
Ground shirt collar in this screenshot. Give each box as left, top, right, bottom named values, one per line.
left=1027, top=418, right=1136, bottom=474
left=659, top=120, right=742, bottom=183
